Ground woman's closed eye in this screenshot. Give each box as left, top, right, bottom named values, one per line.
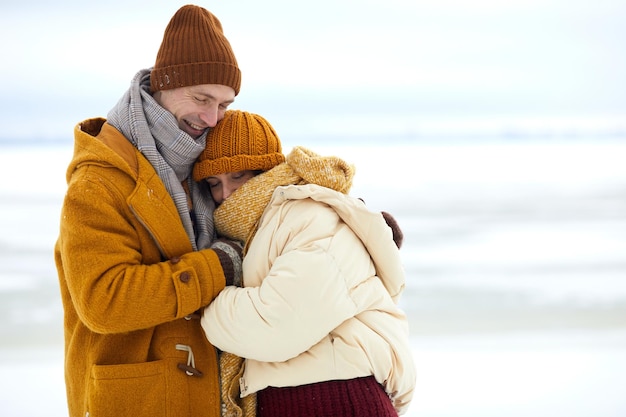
left=207, top=179, right=221, bottom=188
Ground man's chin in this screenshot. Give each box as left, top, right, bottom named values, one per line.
left=183, top=125, right=207, bottom=139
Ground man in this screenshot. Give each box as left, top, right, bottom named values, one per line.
left=54, top=5, right=243, bottom=417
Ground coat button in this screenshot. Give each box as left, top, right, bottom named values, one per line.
left=171, top=256, right=181, bottom=264
left=179, top=272, right=190, bottom=283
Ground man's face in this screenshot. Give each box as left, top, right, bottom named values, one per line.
left=154, top=84, right=236, bottom=138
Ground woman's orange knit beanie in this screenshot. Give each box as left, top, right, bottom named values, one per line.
left=193, top=110, right=286, bottom=181
left=150, top=4, right=241, bottom=95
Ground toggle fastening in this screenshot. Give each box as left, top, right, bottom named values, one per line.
left=176, top=344, right=203, bottom=377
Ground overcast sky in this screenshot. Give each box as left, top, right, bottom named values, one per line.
left=1, top=0, right=625, bottom=141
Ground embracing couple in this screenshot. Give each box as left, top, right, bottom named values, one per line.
left=55, top=5, right=416, bottom=417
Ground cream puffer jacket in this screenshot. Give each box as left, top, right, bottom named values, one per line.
left=202, top=183, right=416, bottom=415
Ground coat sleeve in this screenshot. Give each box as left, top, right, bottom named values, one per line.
left=202, top=202, right=360, bottom=362
left=57, top=169, right=225, bottom=334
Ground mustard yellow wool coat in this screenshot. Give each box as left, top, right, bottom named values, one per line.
left=55, top=118, right=226, bottom=417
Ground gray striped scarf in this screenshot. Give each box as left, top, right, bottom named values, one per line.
left=107, top=69, right=215, bottom=251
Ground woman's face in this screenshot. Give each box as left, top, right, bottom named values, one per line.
left=205, top=170, right=257, bottom=205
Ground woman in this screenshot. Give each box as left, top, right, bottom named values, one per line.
left=194, top=110, right=416, bottom=416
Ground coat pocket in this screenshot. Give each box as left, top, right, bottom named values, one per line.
left=88, top=360, right=167, bottom=417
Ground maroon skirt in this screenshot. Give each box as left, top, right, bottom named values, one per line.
left=257, top=376, right=398, bottom=417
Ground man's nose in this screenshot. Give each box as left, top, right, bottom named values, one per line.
left=199, top=106, right=219, bottom=128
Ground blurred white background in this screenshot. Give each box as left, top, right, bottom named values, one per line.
left=1, top=1, right=625, bottom=416
left=1, top=0, right=624, bottom=141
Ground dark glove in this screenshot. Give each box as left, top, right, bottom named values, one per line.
left=211, top=238, right=243, bottom=287
left=381, top=211, right=404, bottom=249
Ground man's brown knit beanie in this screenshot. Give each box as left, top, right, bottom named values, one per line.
left=150, top=4, right=241, bottom=95
left=193, top=110, right=285, bottom=181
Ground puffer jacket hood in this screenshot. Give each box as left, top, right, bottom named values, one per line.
left=266, top=183, right=406, bottom=302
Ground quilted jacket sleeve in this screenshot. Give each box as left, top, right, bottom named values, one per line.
left=202, top=200, right=365, bottom=362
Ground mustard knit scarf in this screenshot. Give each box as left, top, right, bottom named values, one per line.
left=214, top=146, right=354, bottom=246
left=215, top=146, right=354, bottom=417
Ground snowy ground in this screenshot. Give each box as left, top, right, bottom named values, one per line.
left=1, top=139, right=626, bottom=416
left=2, top=330, right=626, bottom=417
